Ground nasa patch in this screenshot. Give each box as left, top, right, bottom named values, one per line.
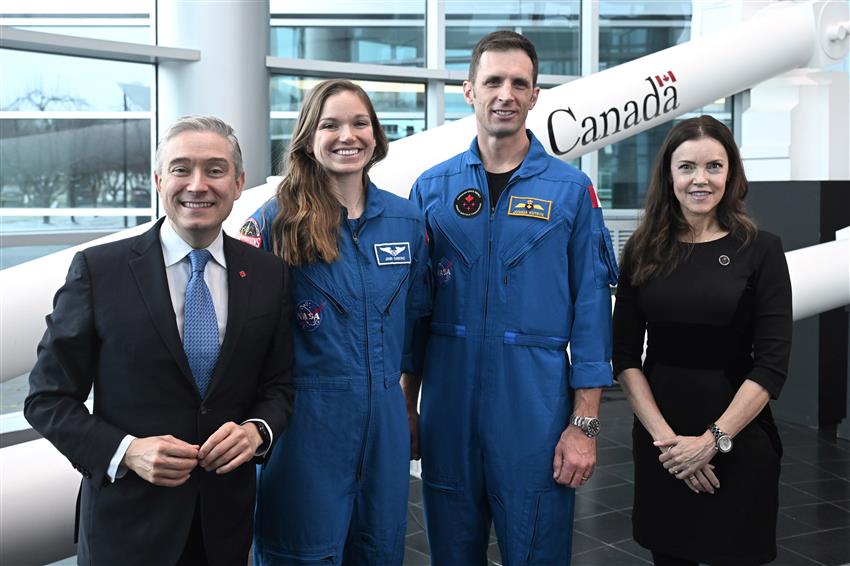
left=238, top=218, right=263, bottom=248
left=374, top=242, right=411, bottom=266
left=296, top=300, right=325, bottom=332
left=436, top=257, right=454, bottom=286
left=454, top=188, right=483, bottom=217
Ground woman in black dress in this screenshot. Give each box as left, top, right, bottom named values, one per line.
left=612, top=115, right=792, bottom=565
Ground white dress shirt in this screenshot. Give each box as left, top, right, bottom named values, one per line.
left=107, top=220, right=271, bottom=481
left=161, top=219, right=229, bottom=343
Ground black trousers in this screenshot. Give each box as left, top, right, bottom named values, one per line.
left=176, top=498, right=209, bottom=566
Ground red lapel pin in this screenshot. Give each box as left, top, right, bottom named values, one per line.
left=239, top=270, right=247, bottom=278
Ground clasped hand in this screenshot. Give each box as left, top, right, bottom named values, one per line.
left=123, top=422, right=262, bottom=486
left=655, top=433, right=720, bottom=494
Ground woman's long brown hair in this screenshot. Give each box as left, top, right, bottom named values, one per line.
left=271, top=79, right=389, bottom=266
left=624, top=115, right=756, bottom=286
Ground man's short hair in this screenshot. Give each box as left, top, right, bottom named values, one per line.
left=468, top=31, right=539, bottom=87
left=155, top=116, right=243, bottom=178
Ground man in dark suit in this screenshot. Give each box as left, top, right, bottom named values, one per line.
left=24, top=116, right=294, bottom=566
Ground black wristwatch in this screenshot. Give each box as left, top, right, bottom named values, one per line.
left=253, top=421, right=272, bottom=452
left=709, top=423, right=733, bottom=453
left=570, top=414, right=601, bottom=438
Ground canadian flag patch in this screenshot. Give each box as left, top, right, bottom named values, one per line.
left=587, top=185, right=601, bottom=208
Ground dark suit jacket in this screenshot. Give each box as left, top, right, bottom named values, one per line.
left=24, top=218, right=294, bottom=566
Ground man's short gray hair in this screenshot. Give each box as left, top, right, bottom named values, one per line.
left=154, top=115, right=243, bottom=178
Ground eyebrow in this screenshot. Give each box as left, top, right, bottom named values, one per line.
left=319, top=114, right=371, bottom=121
left=482, top=74, right=530, bottom=85
left=167, top=157, right=230, bottom=167
left=675, top=158, right=726, bottom=165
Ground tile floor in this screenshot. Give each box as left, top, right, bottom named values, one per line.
left=47, top=387, right=850, bottom=566
left=403, top=388, right=850, bottom=566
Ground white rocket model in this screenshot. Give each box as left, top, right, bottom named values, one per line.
left=3, top=2, right=849, bottom=386
left=1, top=2, right=848, bottom=563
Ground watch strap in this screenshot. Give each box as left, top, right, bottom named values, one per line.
left=709, top=423, right=732, bottom=452
left=570, top=414, right=600, bottom=438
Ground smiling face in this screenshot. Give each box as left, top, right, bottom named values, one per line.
left=307, top=90, right=377, bottom=181
left=670, top=136, right=728, bottom=225
left=463, top=49, right=540, bottom=141
left=155, top=130, right=244, bottom=248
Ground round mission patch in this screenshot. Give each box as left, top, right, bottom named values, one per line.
left=454, top=188, right=483, bottom=217
left=295, top=300, right=325, bottom=332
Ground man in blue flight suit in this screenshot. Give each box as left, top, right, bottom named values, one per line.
left=402, top=31, right=619, bottom=564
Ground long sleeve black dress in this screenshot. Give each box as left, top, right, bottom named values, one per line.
left=612, top=230, right=792, bottom=564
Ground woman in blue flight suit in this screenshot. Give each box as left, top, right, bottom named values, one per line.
left=239, top=80, right=429, bottom=565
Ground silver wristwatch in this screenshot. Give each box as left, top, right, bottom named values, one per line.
left=709, top=423, right=733, bottom=453
left=570, top=414, right=601, bottom=438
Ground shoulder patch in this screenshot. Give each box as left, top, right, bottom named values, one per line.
left=239, top=218, right=263, bottom=248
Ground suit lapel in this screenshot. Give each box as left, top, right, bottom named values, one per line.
left=128, top=219, right=196, bottom=392
left=206, top=234, right=250, bottom=397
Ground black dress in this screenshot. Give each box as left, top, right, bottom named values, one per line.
left=612, top=230, right=792, bottom=564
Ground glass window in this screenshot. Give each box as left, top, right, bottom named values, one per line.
left=1, top=50, right=155, bottom=262
left=597, top=1, right=727, bottom=209
left=270, top=76, right=425, bottom=170
left=0, top=4, right=156, bottom=425
left=0, top=119, right=152, bottom=209
left=269, top=0, right=424, bottom=66
left=444, top=83, right=472, bottom=122
left=1, top=49, right=152, bottom=112
left=599, top=1, right=691, bottom=70
left=0, top=0, right=155, bottom=44
left=445, top=1, right=580, bottom=76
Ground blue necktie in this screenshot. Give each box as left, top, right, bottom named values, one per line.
left=184, top=249, right=219, bottom=397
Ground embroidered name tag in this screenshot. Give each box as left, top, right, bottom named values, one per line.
left=507, top=196, right=552, bottom=221
left=374, top=242, right=412, bottom=266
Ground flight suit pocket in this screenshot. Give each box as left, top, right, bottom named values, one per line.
left=593, top=227, right=619, bottom=288
left=523, top=487, right=573, bottom=564
left=374, top=268, right=411, bottom=378
left=429, top=207, right=481, bottom=322
left=292, top=267, right=350, bottom=355
left=500, top=216, right=565, bottom=268
left=499, top=217, right=569, bottom=335
left=296, top=267, right=350, bottom=316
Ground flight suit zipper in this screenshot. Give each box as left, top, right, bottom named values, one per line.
left=430, top=214, right=474, bottom=267
left=300, top=270, right=348, bottom=315
left=382, top=268, right=411, bottom=316
left=349, top=222, right=372, bottom=483
left=481, top=172, right=521, bottom=347
left=503, top=217, right=565, bottom=268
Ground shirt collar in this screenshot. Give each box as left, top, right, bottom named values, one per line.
left=466, top=130, right=548, bottom=178
left=159, top=219, right=227, bottom=268
left=361, top=179, right=385, bottom=220
left=338, top=179, right=386, bottom=222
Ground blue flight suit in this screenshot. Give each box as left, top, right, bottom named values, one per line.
left=240, top=183, right=430, bottom=565
left=410, top=132, right=618, bottom=565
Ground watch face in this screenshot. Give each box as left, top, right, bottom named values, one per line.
left=585, top=418, right=601, bottom=438
left=718, top=435, right=733, bottom=453
left=256, top=422, right=270, bottom=444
